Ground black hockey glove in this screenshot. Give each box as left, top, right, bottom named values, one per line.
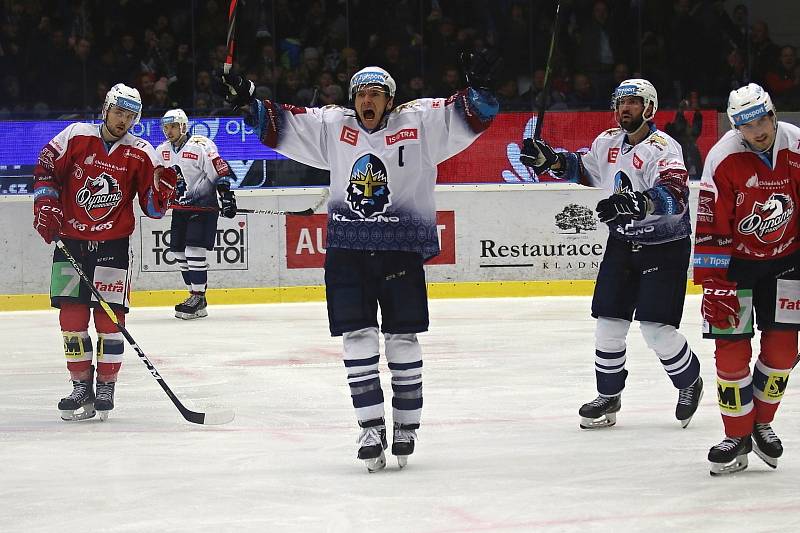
left=519, top=138, right=562, bottom=175
left=596, top=191, right=650, bottom=223
left=461, top=48, right=503, bottom=91
left=220, top=73, right=255, bottom=108
left=218, top=186, right=237, bottom=218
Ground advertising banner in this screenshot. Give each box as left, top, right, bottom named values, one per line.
left=138, top=214, right=250, bottom=272
left=437, top=110, right=718, bottom=183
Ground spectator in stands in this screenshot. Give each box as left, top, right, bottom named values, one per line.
left=665, top=94, right=703, bottom=180
left=574, top=0, right=621, bottom=91
left=749, top=20, right=780, bottom=85
left=765, top=46, right=800, bottom=108
left=566, top=73, right=603, bottom=110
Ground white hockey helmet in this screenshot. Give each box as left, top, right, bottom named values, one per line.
left=161, top=108, right=189, bottom=137
left=348, top=66, right=396, bottom=101
left=727, top=83, right=775, bottom=127
left=612, top=78, right=658, bottom=121
left=102, top=83, right=142, bottom=125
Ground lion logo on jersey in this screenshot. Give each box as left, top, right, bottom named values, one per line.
left=738, top=193, right=794, bottom=244
left=75, top=172, right=123, bottom=221
left=347, top=154, right=391, bottom=218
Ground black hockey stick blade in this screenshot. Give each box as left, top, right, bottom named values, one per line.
left=54, top=239, right=235, bottom=426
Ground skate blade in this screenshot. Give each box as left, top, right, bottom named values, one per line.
left=98, top=410, right=110, bottom=421
left=710, top=455, right=749, bottom=476
left=365, top=452, right=386, bottom=473
left=60, top=405, right=96, bottom=421
left=396, top=455, right=408, bottom=469
left=753, top=444, right=779, bottom=469
left=580, top=412, right=616, bottom=429
left=175, top=310, right=208, bottom=320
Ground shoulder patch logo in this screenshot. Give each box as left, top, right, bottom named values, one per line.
left=347, top=154, right=391, bottom=218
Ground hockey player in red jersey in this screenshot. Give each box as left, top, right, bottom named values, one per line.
left=32, top=83, right=177, bottom=421
left=694, top=83, right=800, bottom=475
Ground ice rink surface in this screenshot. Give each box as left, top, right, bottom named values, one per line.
left=1, top=295, right=799, bottom=533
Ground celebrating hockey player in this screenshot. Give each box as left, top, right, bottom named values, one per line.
left=219, top=50, right=500, bottom=472
left=520, top=79, right=704, bottom=430
left=156, top=108, right=237, bottom=320
left=32, top=83, right=177, bottom=421
left=694, top=83, right=800, bottom=476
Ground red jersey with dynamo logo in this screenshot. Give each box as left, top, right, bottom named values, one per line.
left=693, top=121, right=800, bottom=282
left=33, top=122, right=159, bottom=241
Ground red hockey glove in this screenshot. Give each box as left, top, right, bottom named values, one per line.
left=701, top=278, right=740, bottom=329
left=152, top=166, right=178, bottom=211
left=33, top=196, right=64, bottom=244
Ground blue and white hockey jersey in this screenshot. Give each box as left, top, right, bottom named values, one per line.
left=155, top=135, right=232, bottom=210
left=251, top=88, right=497, bottom=258
left=558, top=124, right=691, bottom=245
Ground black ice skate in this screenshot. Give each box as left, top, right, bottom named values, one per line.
left=676, top=376, right=704, bottom=428
left=95, top=380, right=116, bottom=421
left=356, top=418, right=387, bottom=473
left=58, top=366, right=96, bottom=421
left=391, top=423, right=418, bottom=469
left=753, top=423, right=783, bottom=469
left=579, top=394, right=621, bottom=429
left=708, top=435, right=752, bottom=476
left=175, top=293, right=208, bottom=320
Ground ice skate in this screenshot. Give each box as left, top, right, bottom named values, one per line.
left=753, top=423, right=783, bottom=469
left=708, top=435, right=752, bottom=476
left=391, top=423, right=418, bottom=469
left=356, top=419, right=387, bottom=473
left=58, top=366, right=96, bottom=421
left=676, top=376, right=703, bottom=428
left=175, top=293, right=207, bottom=320
left=95, top=381, right=116, bottom=421
left=579, top=394, right=621, bottom=429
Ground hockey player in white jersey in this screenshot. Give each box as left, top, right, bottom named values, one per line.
left=520, top=79, right=704, bottom=430
left=156, top=109, right=237, bottom=319
left=219, top=50, right=500, bottom=471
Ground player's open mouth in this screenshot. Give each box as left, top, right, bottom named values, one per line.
left=363, top=109, right=375, bottom=120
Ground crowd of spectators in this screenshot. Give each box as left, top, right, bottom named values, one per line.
left=1, top=0, right=799, bottom=120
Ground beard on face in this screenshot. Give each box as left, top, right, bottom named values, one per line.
left=620, top=113, right=644, bottom=133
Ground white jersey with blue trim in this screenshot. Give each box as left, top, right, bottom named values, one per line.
left=256, top=90, right=495, bottom=258
left=576, top=125, right=691, bottom=245
left=155, top=135, right=231, bottom=209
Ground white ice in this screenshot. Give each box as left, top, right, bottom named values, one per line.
left=1, top=295, right=799, bottom=532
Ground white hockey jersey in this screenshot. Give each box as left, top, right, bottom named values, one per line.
left=155, top=135, right=231, bottom=210
left=252, top=89, right=497, bottom=258
left=559, top=124, right=691, bottom=245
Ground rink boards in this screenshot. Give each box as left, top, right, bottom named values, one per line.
left=0, top=184, right=701, bottom=310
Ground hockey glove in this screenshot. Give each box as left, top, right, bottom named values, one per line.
left=596, top=191, right=650, bottom=223
left=152, top=166, right=178, bottom=212
left=33, top=196, right=64, bottom=244
left=172, top=165, right=187, bottom=202
left=461, top=48, right=503, bottom=91
left=520, top=138, right=562, bottom=175
left=701, top=278, right=740, bottom=330
left=218, top=186, right=237, bottom=218
left=220, top=73, right=255, bottom=108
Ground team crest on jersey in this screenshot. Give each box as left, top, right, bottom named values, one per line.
left=347, top=154, right=391, bottom=218
left=613, top=170, right=634, bottom=193
left=75, top=172, right=123, bottom=221
left=738, top=193, right=794, bottom=244
left=645, top=134, right=667, bottom=150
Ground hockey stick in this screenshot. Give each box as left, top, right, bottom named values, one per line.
left=54, top=239, right=235, bottom=425
left=223, top=0, right=239, bottom=74
left=239, top=188, right=329, bottom=216
left=532, top=1, right=562, bottom=140
left=178, top=188, right=330, bottom=216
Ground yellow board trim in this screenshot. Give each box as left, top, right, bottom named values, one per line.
left=0, top=280, right=702, bottom=312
